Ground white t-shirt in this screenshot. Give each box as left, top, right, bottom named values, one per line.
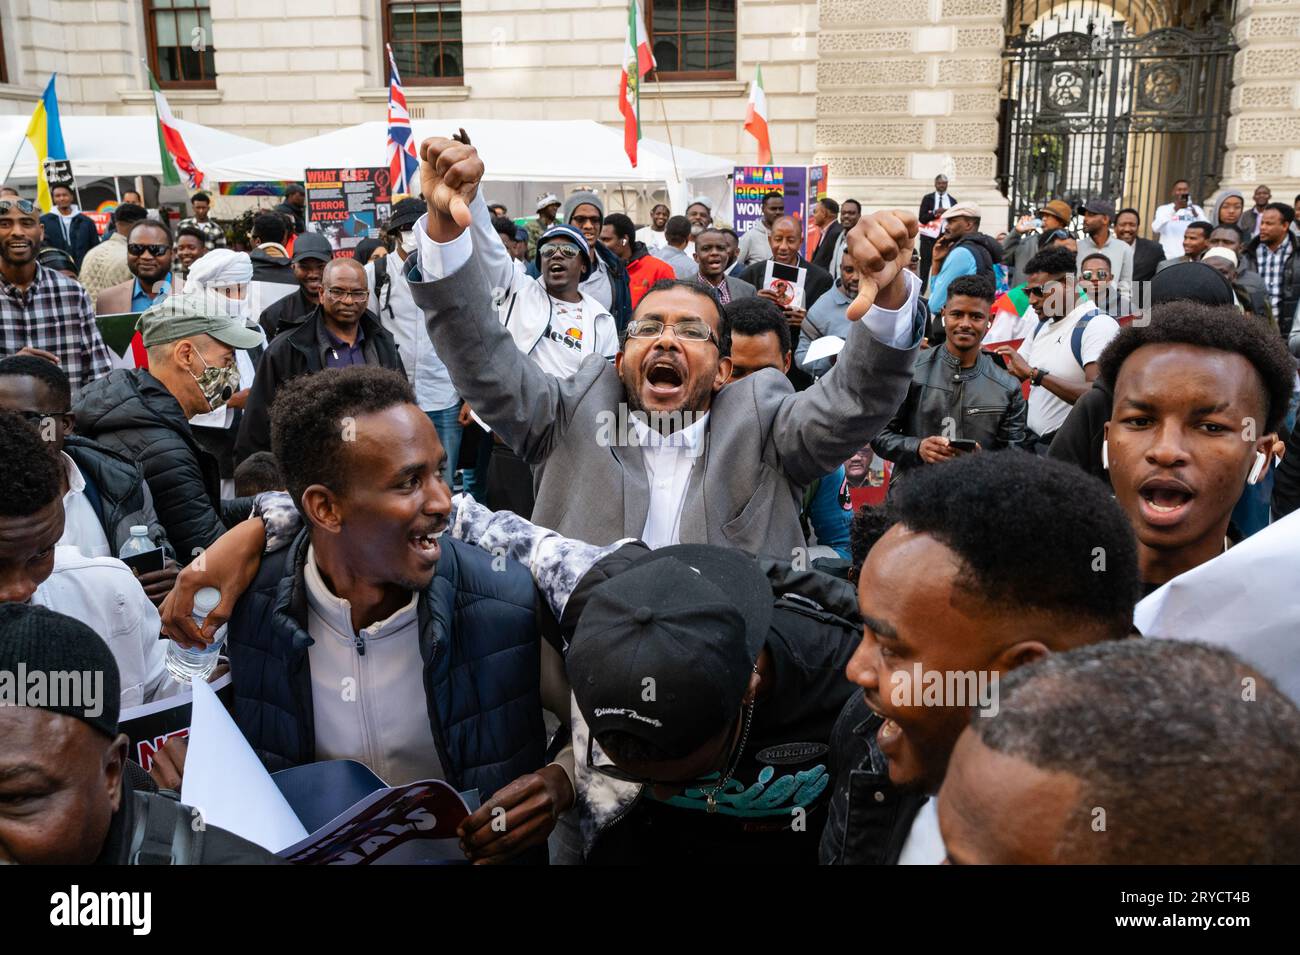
left=1018, top=301, right=1121, bottom=436
left=897, top=798, right=945, bottom=864
left=58, top=453, right=112, bottom=558
left=636, top=226, right=666, bottom=250
left=530, top=295, right=618, bottom=379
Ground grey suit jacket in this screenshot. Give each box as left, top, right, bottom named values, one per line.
left=409, top=257, right=922, bottom=559
left=721, top=275, right=756, bottom=300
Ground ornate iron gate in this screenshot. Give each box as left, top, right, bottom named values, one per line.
left=998, top=2, right=1237, bottom=225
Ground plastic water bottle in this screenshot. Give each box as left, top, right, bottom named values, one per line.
left=165, top=586, right=227, bottom=685
left=118, top=525, right=154, bottom=560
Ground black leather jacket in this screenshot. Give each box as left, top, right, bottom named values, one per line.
left=871, top=347, right=1027, bottom=480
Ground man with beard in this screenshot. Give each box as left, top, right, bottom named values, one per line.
left=1208, top=225, right=1270, bottom=319
left=234, top=257, right=403, bottom=461
left=1075, top=198, right=1132, bottom=287
left=1156, top=219, right=1213, bottom=271
left=0, top=197, right=112, bottom=393
left=938, top=639, right=1300, bottom=864
left=635, top=202, right=670, bottom=250
left=1098, top=301, right=1294, bottom=593
left=820, top=452, right=1138, bottom=864
left=685, top=197, right=714, bottom=241
left=161, top=367, right=575, bottom=865
left=926, top=203, right=1003, bottom=312
left=401, top=136, right=924, bottom=558
left=693, top=227, right=755, bottom=304
left=871, top=274, right=1026, bottom=485
left=255, top=232, right=333, bottom=338
left=94, top=219, right=182, bottom=315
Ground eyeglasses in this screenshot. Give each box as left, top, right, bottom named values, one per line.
left=128, top=243, right=170, bottom=257
left=540, top=243, right=580, bottom=260
left=626, top=317, right=719, bottom=347
left=1024, top=281, right=1067, bottom=297
left=325, top=287, right=368, bottom=301
left=0, top=199, right=37, bottom=215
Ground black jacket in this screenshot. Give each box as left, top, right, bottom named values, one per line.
left=819, top=693, right=927, bottom=865
left=739, top=255, right=834, bottom=311
left=41, top=211, right=100, bottom=269
left=1047, top=377, right=1114, bottom=481
left=1274, top=420, right=1300, bottom=521
left=1245, top=231, right=1300, bottom=337
left=871, top=348, right=1028, bottom=481
left=63, top=434, right=174, bottom=559
left=234, top=307, right=403, bottom=463
left=73, top=370, right=253, bottom=565
left=810, top=221, right=843, bottom=272
left=273, top=201, right=306, bottom=234
left=1131, top=236, right=1166, bottom=283
left=918, top=191, right=956, bottom=227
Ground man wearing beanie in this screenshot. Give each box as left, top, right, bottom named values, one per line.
left=0, top=603, right=280, bottom=864
left=563, top=190, right=633, bottom=331
left=74, top=295, right=263, bottom=563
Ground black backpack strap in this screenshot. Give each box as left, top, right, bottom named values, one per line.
left=128, top=791, right=206, bottom=865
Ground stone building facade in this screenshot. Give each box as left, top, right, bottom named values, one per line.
left=0, top=0, right=1294, bottom=229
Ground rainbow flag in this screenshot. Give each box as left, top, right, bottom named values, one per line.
left=24, top=74, right=71, bottom=213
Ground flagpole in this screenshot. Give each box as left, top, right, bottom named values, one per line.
left=651, top=78, right=680, bottom=183
left=2, top=138, right=25, bottom=186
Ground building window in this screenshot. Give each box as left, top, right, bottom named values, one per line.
left=384, top=1, right=464, bottom=85
left=144, top=0, right=217, bottom=88
left=649, top=0, right=736, bottom=81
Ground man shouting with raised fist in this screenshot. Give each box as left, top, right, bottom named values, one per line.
left=407, top=135, right=924, bottom=557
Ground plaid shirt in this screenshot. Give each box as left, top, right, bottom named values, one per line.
left=177, top=217, right=227, bottom=251
left=1255, top=239, right=1293, bottom=317
left=0, top=264, right=113, bottom=391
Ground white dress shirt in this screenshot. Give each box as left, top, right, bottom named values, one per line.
left=33, top=546, right=174, bottom=707
left=58, top=452, right=111, bottom=558
left=629, top=410, right=709, bottom=549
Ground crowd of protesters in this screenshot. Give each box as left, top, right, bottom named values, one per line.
left=0, top=149, right=1297, bottom=867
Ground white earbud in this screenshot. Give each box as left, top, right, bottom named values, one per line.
left=1247, top=450, right=1268, bottom=486
left=1101, top=439, right=1109, bottom=471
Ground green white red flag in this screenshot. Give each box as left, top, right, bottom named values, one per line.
left=620, top=0, right=656, bottom=167
left=148, top=67, right=204, bottom=188
left=745, top=65, right=772, bottom=165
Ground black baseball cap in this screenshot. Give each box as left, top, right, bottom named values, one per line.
left=386, top=197, right=428, bottom=234
left=567, top=545, right=772, bottom=757
left=292, top=232, right=333, bottom=263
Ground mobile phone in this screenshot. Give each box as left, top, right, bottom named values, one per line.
left=121, top=546, right=165, bottom=576
left=948, top=439, right=979, bottom=453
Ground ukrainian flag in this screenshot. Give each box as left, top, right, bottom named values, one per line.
left=24, top=74, right=69, bottom=213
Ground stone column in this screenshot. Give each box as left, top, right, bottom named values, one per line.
left=815, top=0, right=1007, bottom=225
left=1222, top=0, right=1300, bottom=199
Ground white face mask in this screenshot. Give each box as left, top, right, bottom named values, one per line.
left=400, top=230, right=417, bottom=254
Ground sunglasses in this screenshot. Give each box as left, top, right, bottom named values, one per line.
left=1080, top=270, right=1111, bottom=280
left=1024, top=281, right=1067, bottom=297
left=540, top=243, right=580, bottom=260
left=128, top=243, right=171, bottom=257
left=0, top=199, right=37, bottom=215
left=626, top=317, right=719, bottom=346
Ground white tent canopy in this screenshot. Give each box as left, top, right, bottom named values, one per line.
left=204, top=119, right=735, bottom=220
left=0, top=115, right=269, bottom=182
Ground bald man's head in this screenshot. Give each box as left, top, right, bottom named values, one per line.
left=320, top=257, right=368, bottom=327
left=769, top=215, right=803, bottom=263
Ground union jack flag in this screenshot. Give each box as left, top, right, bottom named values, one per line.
left=386, top=44, right=419, bottom=199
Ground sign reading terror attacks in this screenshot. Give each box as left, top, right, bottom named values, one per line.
left=304, top=166, right=392, bottom=258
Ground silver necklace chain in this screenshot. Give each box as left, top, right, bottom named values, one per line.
left=699, top=701, right=756, bottom=813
